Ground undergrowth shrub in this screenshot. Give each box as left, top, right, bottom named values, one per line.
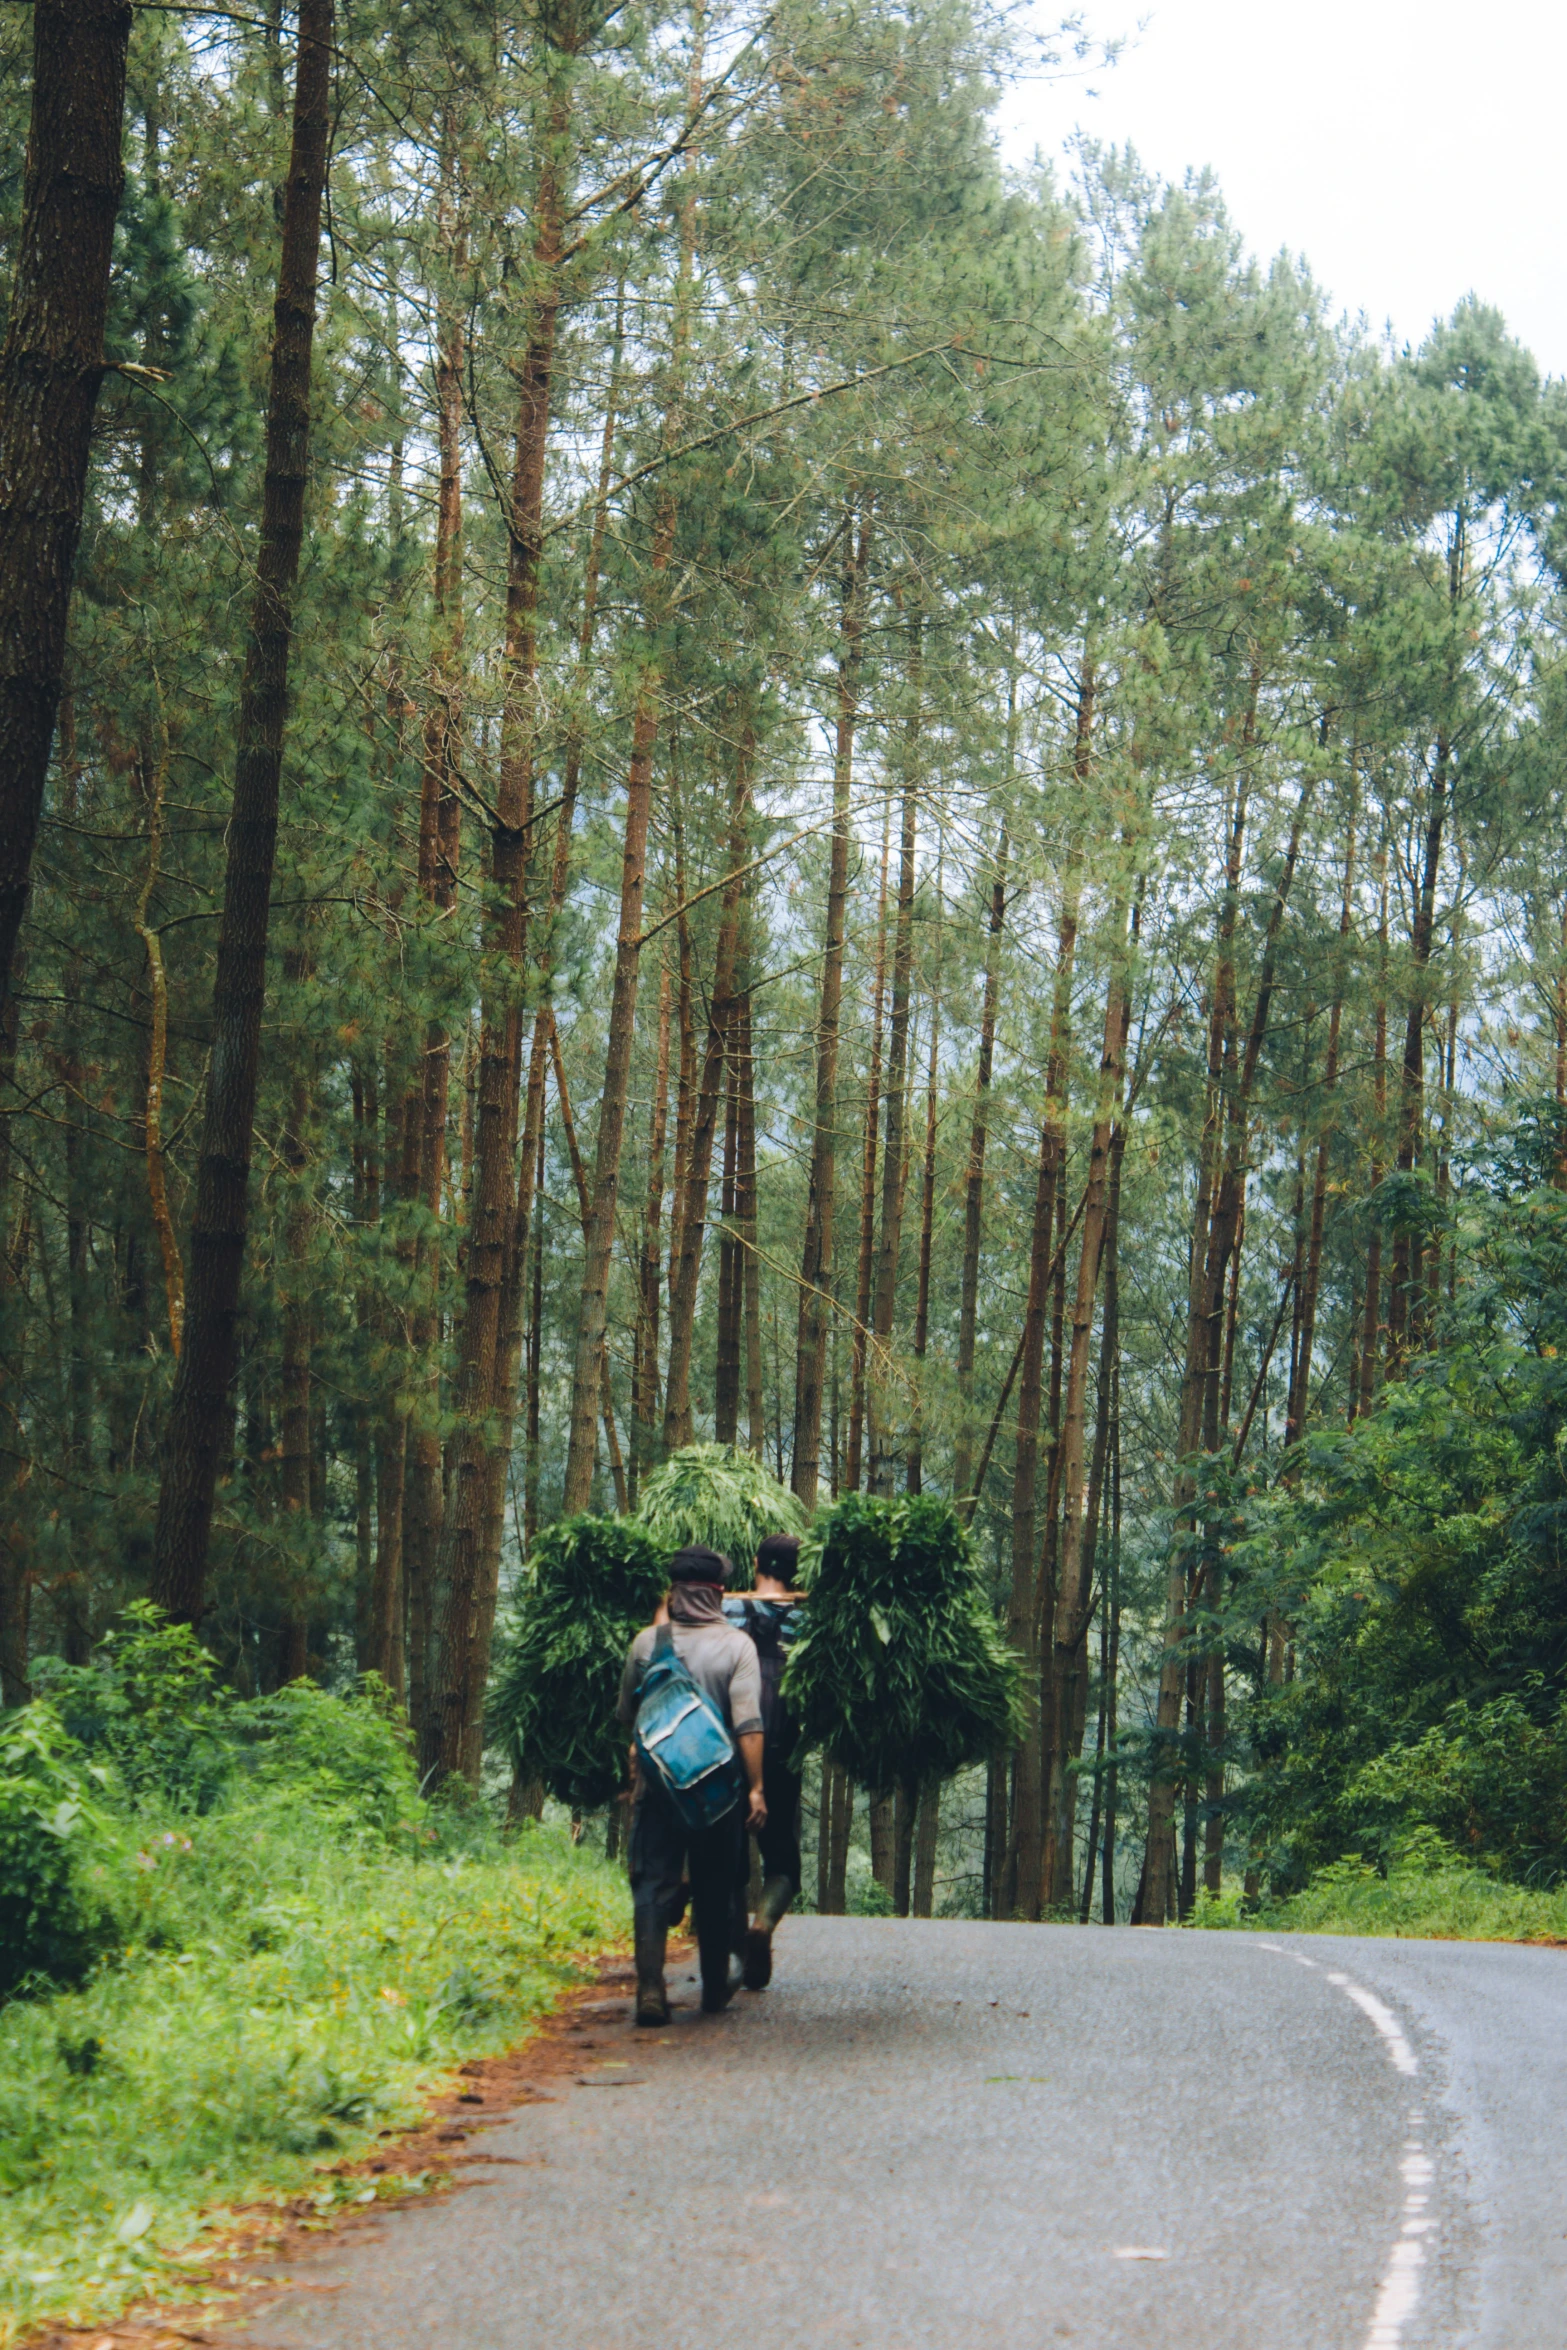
left=0, top=1703, right=114, bottom=1997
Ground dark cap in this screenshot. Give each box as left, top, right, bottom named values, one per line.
left=668, top=1543, right=733, bottom=1586
left=755, top=1532, right=802, bottom=1581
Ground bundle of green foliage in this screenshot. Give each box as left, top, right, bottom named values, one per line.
left=634, top=1442, right=806, bottom=1587
left=488, top=1515, right=669, bottom=1808
left=783, top=1492, right=1022, bottom=1791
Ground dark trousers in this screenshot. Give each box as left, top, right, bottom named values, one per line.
left=630, top=1778, right=744, bottom=2002
left=757, top=1748, right=803, bottom=1898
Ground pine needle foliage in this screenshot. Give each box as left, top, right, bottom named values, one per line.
left=634, top=1443, right=806, bottom=1588
left=784, top=1492, right=1023, bottom=1791
left=487, top=1517, right=668, bottom=1808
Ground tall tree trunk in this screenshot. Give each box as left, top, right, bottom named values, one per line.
left=662, top=733, right=752, bottom=1451
left=426, top=73, right=573, bottom=1775
left=912, top=1781, right=940, bottom=1917
left=1145, top=717, right=1313, bottom=1920
left=547, top=1017, right=629, bottom=1508
left=847, top=801, right=890, bottom=1491
left=1100, top=1356, right=1121, bottom=1923
left=1356, top=833, right=1390, bottom=1419
left=1043, top=905, right=1129, bottom=1910
left=524, top=1122, right=544, bottom=1548
left=0, top=985, right=28, bottom=1700
left=402, top=196, right=466, bottom=1728
left=736, top=965, right=765, bottom=1454
left=150, top=0, right=333, bottom=1622
left=828, top=1763, right=853, bottom=1912
left=132, top=734, right=184, bottom=1355
left=632, top=965, right=673, bottom=1484
left=1387, top=738, right=1451, bottom=1370
left=869, top=625, right=922, bottom=1494
left=713, top=1034, right=741, bottom=1442
left=1003, top=852, right=1081, bottom=1919
left=869, top=1789, right=896, bottom=1897
left=953, top=818, right=1008, bottom=1502
left=1286, top=773, right=1357, bottom=1451
left=793, top=503, right=872, bottom=1509
left=907, top=945, right=941, bottom=1496
left=0, top=0, right=131, bottom=1013
left=666, top=797, right=696, bottom=1327
left=278, top=945, right=317, bottom=1674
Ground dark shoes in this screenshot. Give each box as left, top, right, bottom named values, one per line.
left=700, top=1953, right=744, bottom=2013
left=742, top=1876, right=794, bottom=1991
left=635, top=1921, right=670, bottom=2028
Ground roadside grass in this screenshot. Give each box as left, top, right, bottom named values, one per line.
left=1192, top=1835, right=1567, bottom=1942
left=0, top=1803, right=627, bottom=2346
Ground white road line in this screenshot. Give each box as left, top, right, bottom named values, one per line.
left=1324, top=1972, right=1421, bottom=2077
left=1258, top=1945, right=1426, bottom=2350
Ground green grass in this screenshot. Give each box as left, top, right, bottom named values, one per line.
left=0, top=1802, right=628, bottom=2345
left=1191, top=1836, right=1567, bottom=1943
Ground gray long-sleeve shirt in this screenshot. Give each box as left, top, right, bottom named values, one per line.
left=617, top=1619, right=763, bottom=1739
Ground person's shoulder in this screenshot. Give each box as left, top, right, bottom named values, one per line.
left=626, top=1623, right=658, bottom=1661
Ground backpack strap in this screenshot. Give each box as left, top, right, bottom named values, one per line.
left=654, top=1622, right=673, bottom=1655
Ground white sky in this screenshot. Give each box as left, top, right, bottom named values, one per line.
left=1001, top=0, right=1567, bottom=375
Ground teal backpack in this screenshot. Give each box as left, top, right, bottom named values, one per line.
left=634, top=1625, right=741, bottom=1831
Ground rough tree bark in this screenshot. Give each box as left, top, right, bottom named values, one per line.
left=846, top=804, right=890, bottom=1492
left=426, top=72, right=573, bottom=1776
left=869, top=621, right=922, bottom=1494
left=150, top=0, right=333, bottom=1622
left=662, top=733, right=752, bottom=1451
left=952, top=819, right=1008, bottom=1502
left=0, top=0, right=132, bottom=1015
left=793, top=504, right=872, bottom=1509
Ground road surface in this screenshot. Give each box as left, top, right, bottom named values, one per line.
left=233, top=1919, right=1567, bottom=2349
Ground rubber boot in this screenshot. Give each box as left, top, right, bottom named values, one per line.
left=742, top=1875, right=794, bottom=1991
left=635, top=1920, right=669, bottom=2028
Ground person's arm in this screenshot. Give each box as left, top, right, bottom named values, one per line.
left=740, top=1730, right=766, bottom=1830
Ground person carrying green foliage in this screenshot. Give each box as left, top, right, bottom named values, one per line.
left=618, top=1544, right=765, bottom=2026
left=726, top=1531, right=806, bottom=1988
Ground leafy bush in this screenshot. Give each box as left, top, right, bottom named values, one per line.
left=488, top=1515, right=669, bottom=1807
left=1342, top=1693, right=1567, bottom=1882
left=1192, top=1829, right=1567, bottom=1942
left=0, top=1702, right=113, bottom=1997
left=36, top=1601, right=232, bottom=1810
left=634, top=1442, right=805, bottom=1586
left=229, top=1676, right=421, bottom=1842
left=784, top=1492, right=1022, bottom=1791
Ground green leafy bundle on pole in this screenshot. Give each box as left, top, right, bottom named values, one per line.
left=487, top=1517, right=668, bottom=1808
left=784, top=1492, right=1022, bottom=1790
left=634, top=1443, right=806, bottom=1587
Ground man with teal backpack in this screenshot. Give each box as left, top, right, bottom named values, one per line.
left=618, top=1544, right=766, bottom=2026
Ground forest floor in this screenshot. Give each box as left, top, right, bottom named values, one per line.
left=114, top=1915, right=1565, bottom=2350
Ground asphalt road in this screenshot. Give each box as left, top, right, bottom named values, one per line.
left=233, top=1919, right=1567, bottom=2349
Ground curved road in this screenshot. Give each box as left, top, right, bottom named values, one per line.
left=234, top=1920, right=1567, bottom=2349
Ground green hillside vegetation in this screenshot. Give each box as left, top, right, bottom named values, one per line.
left=0, top=1612, right=625, bottom=2344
